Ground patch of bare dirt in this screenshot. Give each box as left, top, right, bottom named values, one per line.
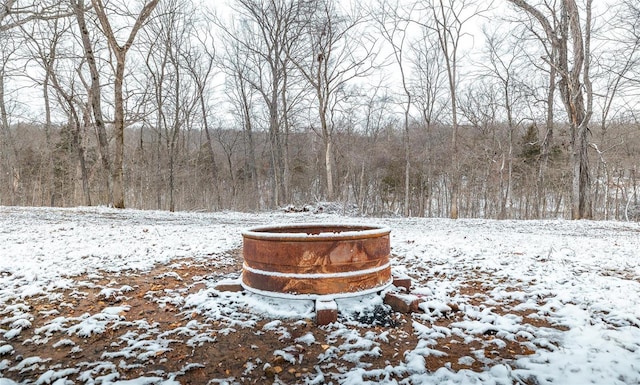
left=1, top=253, right=565, bottom=384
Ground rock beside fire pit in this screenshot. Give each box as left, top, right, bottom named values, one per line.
left=315, top=299, right=338, bottom=325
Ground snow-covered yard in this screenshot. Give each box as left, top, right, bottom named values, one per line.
left=1, top=206, right=639, bottom=384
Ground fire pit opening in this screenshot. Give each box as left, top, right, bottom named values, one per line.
left=241, top=224, right=392, bottom=299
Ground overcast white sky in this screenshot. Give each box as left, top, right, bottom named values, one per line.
left=5, top=0, right=634, bottom=127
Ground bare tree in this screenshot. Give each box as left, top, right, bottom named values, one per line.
left=91, top=0, right=159, bottom=208
left=182, top=24, right=221, bottom=210
left=1, top=0, right=71, bottom=33
left=420, top=0, right=488, bottom=219
left=410, top=29, right=446, bottom=134
left=37, top=18, right=92, bottom=205
left=504, top=15, right=560, bottom=218
left=620, top=0, right=640, bottom=89
left=590, top=0, right=640, bottom=219
left=292, top=0, right=378, bottom=201
left=0, top=30, right=20, bottom=204
left=220, top=36, right=261, bottom=208
left=139, top=0, right=203, bottom=212
left=218, top=0, right=308, bottom=207
left=533, top=21, right=559, bottom=219
left=508, top=0, right=594, bottom=219
left=374, top=0, right=415, bottom=216
left=1, top=3, right=72, bottom=208
left=409, top=27, right=446, bottom=217
left=478, top=27, right=528, bottom=218
left=19, top=16, right=63, bottom=205
left=72, top=0, right=112, bottom=204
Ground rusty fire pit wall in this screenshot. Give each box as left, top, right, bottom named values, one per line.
left=241, top=224, right=392, bottom=299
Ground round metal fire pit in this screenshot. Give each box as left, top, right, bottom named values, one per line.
left=241, top=224, right=392, bottom=299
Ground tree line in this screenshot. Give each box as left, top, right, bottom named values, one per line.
left=0, top=0, right=639, bottom=220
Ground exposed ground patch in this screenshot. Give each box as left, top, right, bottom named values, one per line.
left=1, top=252, right=564, bottom=384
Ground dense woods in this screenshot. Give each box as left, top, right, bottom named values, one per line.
left=0, top=0, right=639, bottom=220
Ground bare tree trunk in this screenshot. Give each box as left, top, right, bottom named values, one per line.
left=155, top=125, right=162, bottom=209
left=591, top=142, right=610, bottom=219
left=428, top=0, right=480, bottom=219
left=43, top=62, right=55, bottom=206
left=567, top=0, right=593, bottom=219
left=92, top=0, right=160, bottom=209
left=358, top=161, right=366, bottom=213
left=112, top=56, right=126, bottom=208
left=318, top=78, right=334, bottom=201
left=168, top=68, right=181, bottom=213
left=169, top=142, right=175, bottom=212
left=325, top=139, right=334, bottom=200
left=73, top=0, right=112, bottom=204
left=202, top=114, right=220, bottom=208
left=538, top=61, right=556, bottom=218
left=508, top=0, right=593, bottom=219
left=190, top=44, right=221, bottom=208
left=281, top=72, right=291, bottom=204
left=0, top=33, right=22, bottom=204
left=240, top=90, right=259, bottom=209
left=77, top=105, right=92, bottom=206
left=269, top=113, right=283, bottom=207
left=404, top=137, right=410, bottom=216
left=0, top=73, right=17, bottom=204
left=447, top=67, right=459, bottom=219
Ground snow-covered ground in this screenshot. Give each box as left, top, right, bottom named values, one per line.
left=1, top=206, right=639, bottom=384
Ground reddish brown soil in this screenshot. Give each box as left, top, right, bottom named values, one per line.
left=1, top=254, right=563, bottom=384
